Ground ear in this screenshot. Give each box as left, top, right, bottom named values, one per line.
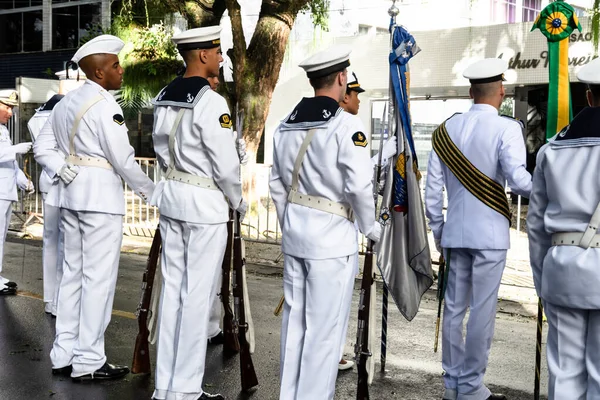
left=469, top=87, right=474, bottom=99
left=199, top=50, right=208, bottom=64
left=94, top=68, right=104, bottom=80
left=342, top=93, right=350, bottom=104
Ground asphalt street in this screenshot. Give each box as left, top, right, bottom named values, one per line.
left=0, top=236, right=548, bottom=400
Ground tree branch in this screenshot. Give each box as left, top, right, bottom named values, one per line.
left=179, top=0, right=227, bottom=28
left=225, top=0, right=247, bottom=107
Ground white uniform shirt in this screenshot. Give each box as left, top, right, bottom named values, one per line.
left=528, top=107, right=600, bottom=309
left=29, top=95, right=65, bottom=202
left=269, top=96, right=377, bottom=260
left=0, top=125, right=29, bottom=202
left=151, top=76, right=242, bottom=224
left=425, top=104, right=532, bottom=250
left=33, top=80, right=154, bottom=214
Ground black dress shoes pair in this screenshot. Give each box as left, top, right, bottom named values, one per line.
left=198, top=392, right=225, bottom=400
left=207, top=331, right=225, bottom=345
left=71, top=362, right=129, bottom=382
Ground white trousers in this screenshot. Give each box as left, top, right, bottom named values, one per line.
left=279, top=254, right=355, bottom=400
left=42, top=201, right=64, bottom=313
left=153, top=216, right=226, bottom=400
left=50, top=209, right=123, bottom=376
left=0, top=199, right=12, bottom=284
left=339, top=253, right=357, bottom=359
left=545, top=302, right=600, bottom=400
left=208, top=273, right=222, bottom=339
left=442, top=248, right=506, bottom=400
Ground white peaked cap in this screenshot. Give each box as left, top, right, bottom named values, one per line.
left=71, top=35, right=125, bottom=63
left=577, top=57, right=600, bottom=84
left=0, top=89, right=18, bottom=106
left=172, top=26, right=222, bottom=50
left=463, top=58, right=508, bottom=84
left=299, top=45, right=352, bottom=79
left=55, top=68, right=87, bottom=80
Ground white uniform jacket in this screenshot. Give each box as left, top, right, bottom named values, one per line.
left=151, top=76, right=242, bottom=225
left=0, top=125, right=30, bottom=202
left=269, top=96, right=377, bottom=260
left=29, top=95, right=65, bottom=202
left=425, top=104, right=532, bottom=250
left=527, top=107, right=600, bottom=309
left=33, top=80, right=154, bottom=213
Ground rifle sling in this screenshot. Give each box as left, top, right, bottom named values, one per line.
left=432, top=122, right=511, bottom=224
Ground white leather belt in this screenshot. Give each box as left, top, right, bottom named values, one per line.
left=286, top=128, right=355, bottom=222
left=66, top=154, right=113, bottom=171
left=165, top=167, right=219, bottom=191
left=552, top=233, right=600, bottom=249
left=287, top=189, right=355, bottom=221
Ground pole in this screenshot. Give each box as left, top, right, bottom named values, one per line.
left=379, top=0, right=399, bottom=374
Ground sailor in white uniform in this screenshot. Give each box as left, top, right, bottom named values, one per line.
left=269, top=46, right=382, bottom=400
left=336, top=71, right=396, bottom=372
left=425, top=59, right=532, bottom=400
left=28, top=68, right=86, bottom=316
left=34, top=35, right=155, bottom=381
left=527, top=57, right=600, bottom=400
left=0, top=89, right=33, bottom=295
left=151, top=27, right=245, bottom=400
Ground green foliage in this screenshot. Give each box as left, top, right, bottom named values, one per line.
left=301, top=0, right=330, bottom=30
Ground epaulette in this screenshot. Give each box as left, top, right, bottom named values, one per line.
left=152, top=76, right=211, bottom=109
left=501, top=114, right=524, bottom=130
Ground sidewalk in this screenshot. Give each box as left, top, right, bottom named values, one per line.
left=16, top=218, right=540, bottom=316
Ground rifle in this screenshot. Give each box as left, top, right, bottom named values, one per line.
left=132, top=228, right=162, bottom=374
left=221, top=210, right=240, bottom=353
left=233, top=209, right=258, bottom=391
left=434, top=255, right=446, bottom=353
left=356, top=240, right=376, bottom=400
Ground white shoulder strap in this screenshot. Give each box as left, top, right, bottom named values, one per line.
left=69, top=94, right=105, bottom=156
left=580, top=200, right=600, bottom=248
left=290, top=128, right=318, bottom=193
left=167, top=108, right=187, bottom=170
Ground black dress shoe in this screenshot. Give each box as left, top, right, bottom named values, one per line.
left=488, top=394, right=507, bottom=400
left=4, top=281, right=17, bottom=288
left=207, top=331, right=225, bottom=345
left=0, top=287, right=16, bottom=295
left=52, top=365, right=72, bottom=376
left=198, top=392, right=225, bottom=400
left=71, top=362, right=129, bottom=382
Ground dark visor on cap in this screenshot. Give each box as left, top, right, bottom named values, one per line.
left=307, top=60, right=350, bottom=79
left=177, top=39, right=221, bottom=51
left=469, top=73, right=505, bottom=84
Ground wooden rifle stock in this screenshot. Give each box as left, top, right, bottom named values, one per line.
left=233, top=211, right=258, bottom=391
left=221, top=210, right=240, bottom=353
left=355, top=240, right=375, bottom=400
left=132, top=228, right=162, bottom=374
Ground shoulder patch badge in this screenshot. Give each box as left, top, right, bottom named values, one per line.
left=352, top=131, right=368, bottom=147
left=113, top=114, right=125, bottom=126
left=219, top=113, right=233, bottom=129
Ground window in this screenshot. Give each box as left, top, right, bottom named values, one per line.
left=53, top=2, right=102, bottom=50
left=522, top=0, right=541, bottom=23
left=0, top=9, right=42, bottom=53
left=493, top=0, right=517, bottom=24
left=0, top=0, right=42, bottom=8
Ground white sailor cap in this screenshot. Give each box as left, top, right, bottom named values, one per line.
left=0, top=89, right=18, bottom=107
left=346, top=70, right=365, bottom=93
left=577, top=57, right=600, bottom=84
left=172, top=26, right=222, bottom=51
left=299, top=45, right=352, bottom=79
left=55, top=68, right=86, bottom=80
left=71, top=34, right=125, bottom=63
left=463, top=58, right=508, bottom=84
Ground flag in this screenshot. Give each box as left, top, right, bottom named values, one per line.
left=377, top=25, right=433, bottom=321
left=531, top=0, right=581, bottom=139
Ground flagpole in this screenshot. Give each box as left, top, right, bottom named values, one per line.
left=380, top=0, right=399, bottom=374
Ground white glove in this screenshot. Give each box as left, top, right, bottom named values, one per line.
left=57, top=163, right=80, bottom=185
left=381, top=136, right=398, bottom=161
left=236, top=137, right=249, bottom=166
left=12, top=142, right=32, bottom=155
left=434, top=238, right=443, bottom=254
left=25, top=180, right=35, bottom=194
left=366, top=223, right=382, bottom=243
left=237, top=199, right=248, bottom=223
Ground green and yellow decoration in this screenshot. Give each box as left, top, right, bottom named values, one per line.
left=532, top=0, right=581, bottom=140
